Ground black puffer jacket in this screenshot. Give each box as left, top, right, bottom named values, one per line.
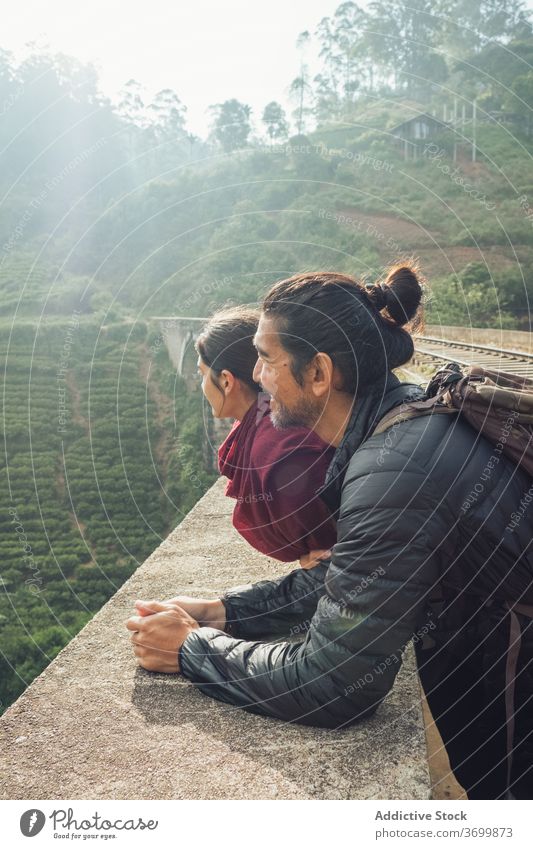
left=179, top=373, right=533, bottom=728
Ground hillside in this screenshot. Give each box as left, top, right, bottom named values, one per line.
left=1, top=11, right=533, bottom=713
left=3, top=116, right=531, bottom=331
left=0, top=318, right=216, bottom=712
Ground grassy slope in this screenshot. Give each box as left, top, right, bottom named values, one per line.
left=0, top=317, right=215, bottom=713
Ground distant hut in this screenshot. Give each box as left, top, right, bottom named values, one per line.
left=389, top=112, right=450, bottom=160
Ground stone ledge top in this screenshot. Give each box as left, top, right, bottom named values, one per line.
left=0, top=479, right=430, bottom=800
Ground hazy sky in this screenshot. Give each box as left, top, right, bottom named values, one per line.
left=2, top=0, right=344, bottom=137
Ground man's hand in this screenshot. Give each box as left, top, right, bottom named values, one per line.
left=134, top=597, right=226, bottom=630
left=126, top=601, right=199, bottom=674
left=299, top=549, right=332, bottom=570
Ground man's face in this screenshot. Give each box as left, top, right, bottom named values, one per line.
left=252, top=314, right=324, bottom=430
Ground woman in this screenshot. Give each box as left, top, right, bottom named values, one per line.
left=195, top=305, right=337, bottom=567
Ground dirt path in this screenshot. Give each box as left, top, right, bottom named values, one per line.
left=335, top=206, right=440, bottom=248
left=333, top=206, right=528, bottom=276
left=64, top=369, right=89, bottom=432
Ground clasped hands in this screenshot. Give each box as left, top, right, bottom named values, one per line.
left=126, top=596, right=226, bottom=674
left=125, top=553, right=328, bottom=673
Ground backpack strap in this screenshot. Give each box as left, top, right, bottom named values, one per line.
left=372, top=395, right=458, bottom=437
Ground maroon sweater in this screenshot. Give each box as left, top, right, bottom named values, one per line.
left=218, top=397, right=337, bottom=562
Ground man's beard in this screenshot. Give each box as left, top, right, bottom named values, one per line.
left=269, top=394, right=324, bottom=431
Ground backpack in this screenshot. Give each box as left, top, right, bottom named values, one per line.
left=373, top=361, right=533, bottom=478
left=373, top=361, right=533, bottom=797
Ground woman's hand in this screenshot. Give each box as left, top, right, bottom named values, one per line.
left=299, top=549, right=332, bottom=570
left=135, top=597, right=226, bottom=631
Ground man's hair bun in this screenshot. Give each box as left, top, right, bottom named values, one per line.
left=367, top=262, right=424, bottom=327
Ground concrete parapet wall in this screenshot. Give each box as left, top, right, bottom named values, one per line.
left=0, top=479, right=430, bottom=800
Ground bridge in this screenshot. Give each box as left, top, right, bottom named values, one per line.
left=151, top=316, right=208, bottom=376
left=0, top=479, right=439, bottom=799
left=151, top=316, right=233, bottom=472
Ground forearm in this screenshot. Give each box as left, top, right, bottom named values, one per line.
left=179, top=548, right=438, bottom=728
left=162, top=596, right=226, bottom=630
left=178, top=626, right=348, bottom=727
left=221, top=560, right=329, bottom=640
left=178, top=601, right=391, bottom=728
left=166, top=563, right=328, bottom=638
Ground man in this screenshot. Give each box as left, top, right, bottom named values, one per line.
left=127, top=267, right=533, bottom=799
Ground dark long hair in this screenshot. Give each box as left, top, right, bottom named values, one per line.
left=195, top=305, right=262, bottom=394
left=261, top=263, right=425, bottom=396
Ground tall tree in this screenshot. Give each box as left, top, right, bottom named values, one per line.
left=148, top=88, right=187, bottom=139
left=458, top=35, right=533, bottom=106
left=261, top=101, right=289, bottom=142
left=440, top=0, right=532, bottom=59
left=315, top=15, right=342, bottom=107
left=117, top=79, right=147, bottom=127
left=209, top=99, right=252, bottom=151
left=314, top=3, right=368, bottom=116
left=331, top=2, right=368, bottom=99
left=290, top=30, right=313, bottom=134
left=313, top=72, right=342, bottom=123
left=366, top=0, right=448, bottom=97
left=289, top=72, right=314, bottom=134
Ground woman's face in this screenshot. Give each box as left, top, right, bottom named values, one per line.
left=197, top=357, right=224, bottom=416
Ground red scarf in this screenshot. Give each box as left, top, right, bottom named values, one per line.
left=218, top=397, right=337, bottom=561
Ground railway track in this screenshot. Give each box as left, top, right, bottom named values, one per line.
left=410, top=335, right=533, bottom=381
